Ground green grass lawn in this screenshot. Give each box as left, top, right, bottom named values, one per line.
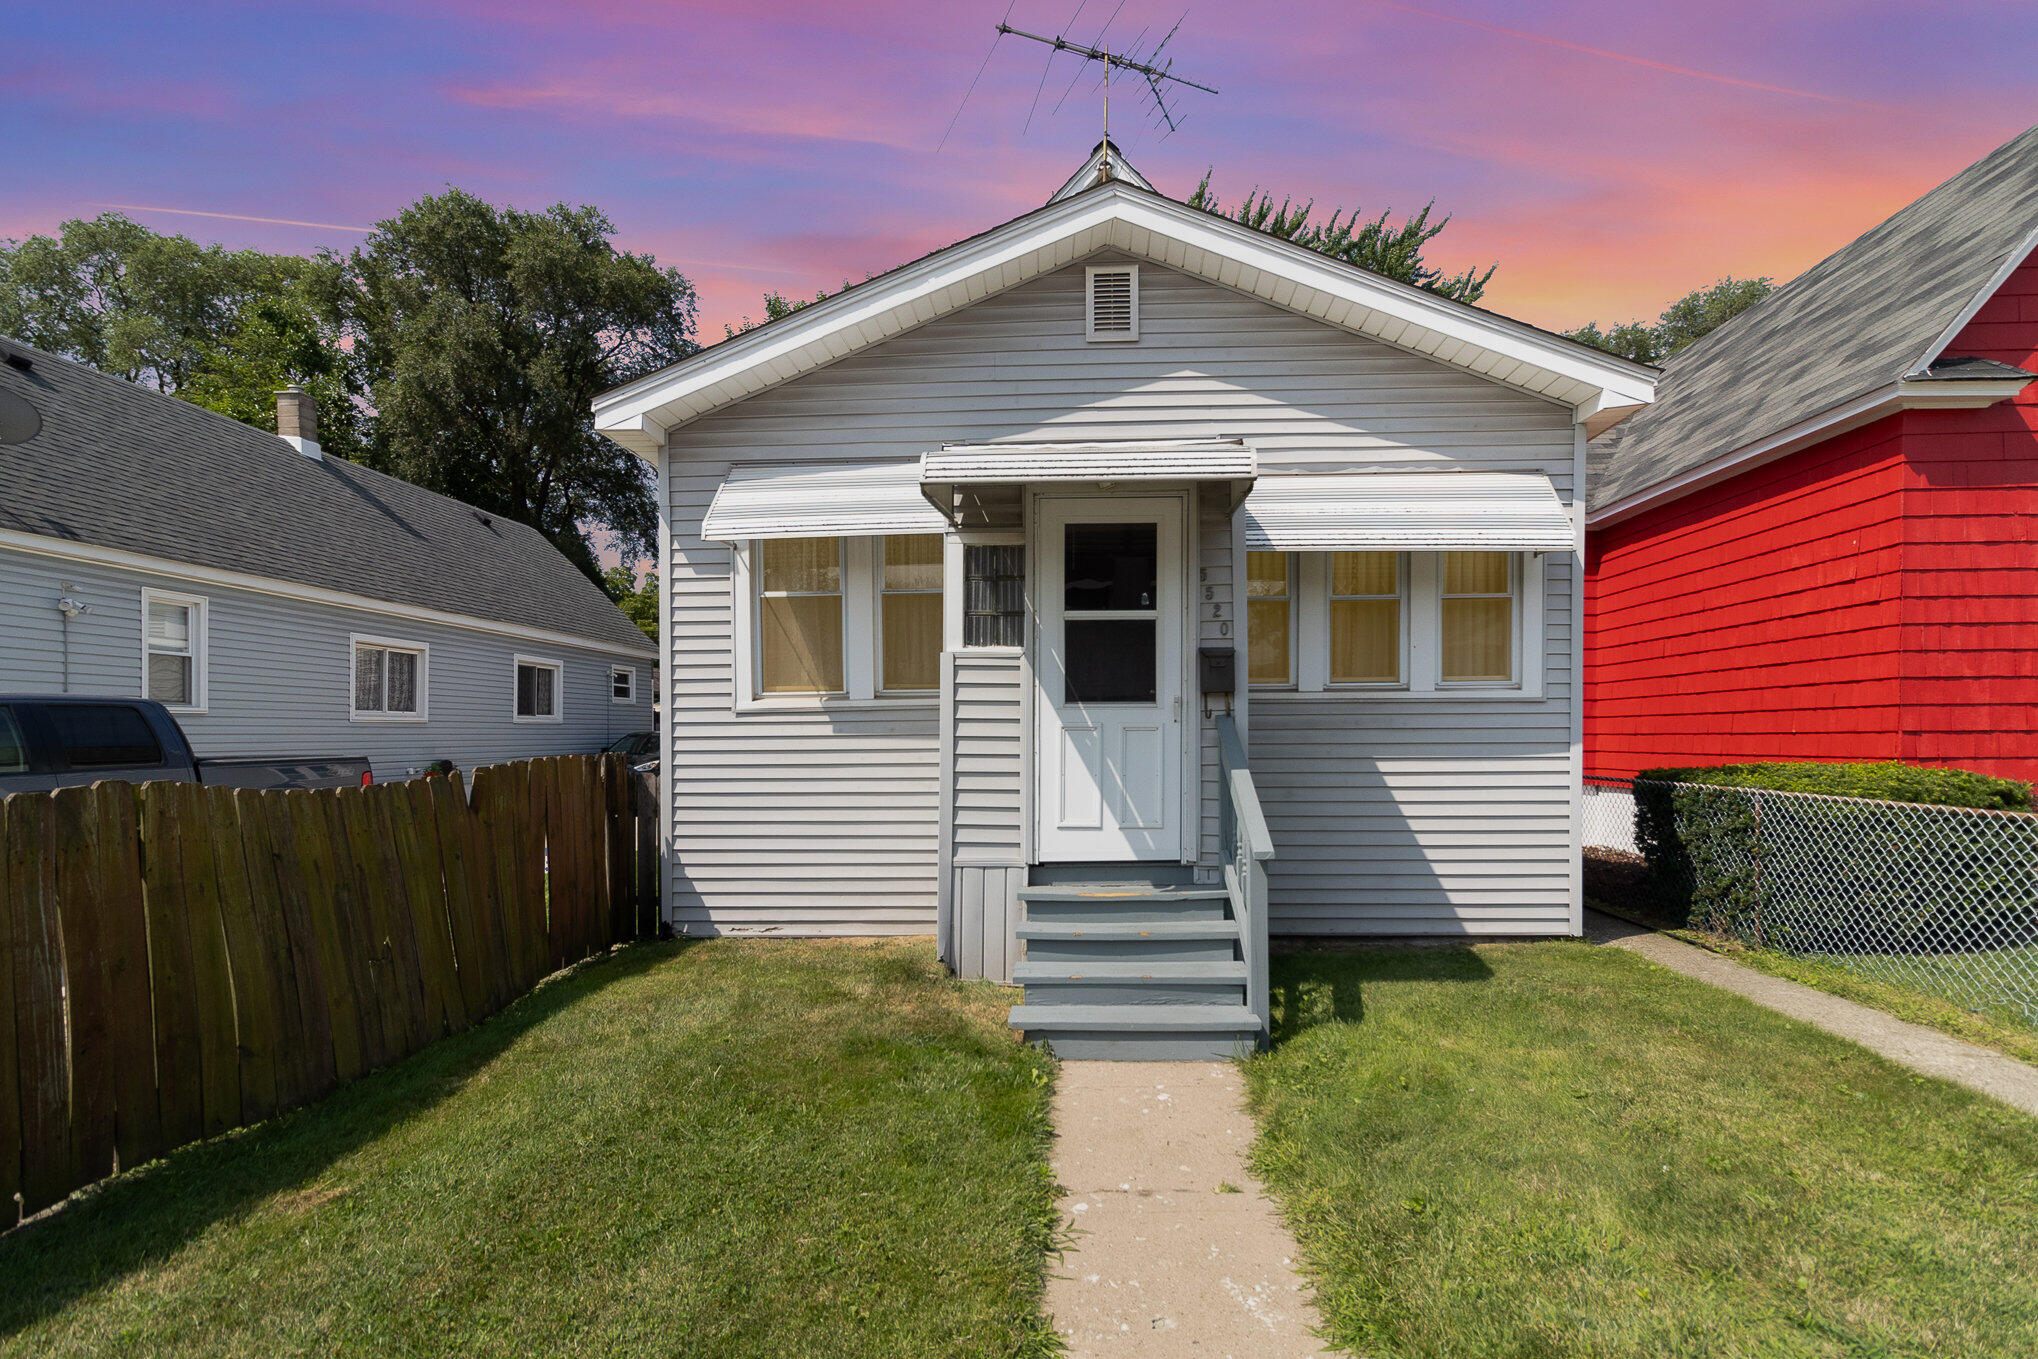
left=1247, top=942, right=2038, bottom=1358
left=1585, top=855, right=2038, bottom=1067
left=0, top=939, right=1059, bottom=1359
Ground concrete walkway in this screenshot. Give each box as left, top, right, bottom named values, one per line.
left=1046, top=1061, right=1333, bottom=1357
left=1586, top=909, right=2038, bottom=1118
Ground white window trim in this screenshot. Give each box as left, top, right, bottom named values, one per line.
left=610, top=665, right=636, bottom=704
left=1085, top=264, right=1139, bottom=342
left=349, top=633, right=430, bottom=722
left=732, top=536, right=944, bottom=712
left=513, top=653, right=565, bottom=723
left=1250, top=551, right=1546, bottom=701
left=141, top=588, right=209, bottom=713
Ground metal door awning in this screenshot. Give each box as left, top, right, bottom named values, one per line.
left=1240, top=472, right=1575, bottom=551
left=698, top=461, right=950, bottom=542
left=921, top=439, right=1256, bottom=520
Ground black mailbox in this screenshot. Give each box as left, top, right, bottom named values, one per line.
left=1198, top=645, right=1236, bottom=695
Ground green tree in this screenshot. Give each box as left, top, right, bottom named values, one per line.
left=0, top=212, right=342, bottom=396
left=1567, top=276, right=1775, bottom=365
left=603, top=564, right=660, bottom=640
left=179, top=264, right=369, bottom=460
left=723, top=285, right=845, bottom=340
left=343, top=189, right=697, bottom=581
left=1186, top=173, right=1496, bottom=304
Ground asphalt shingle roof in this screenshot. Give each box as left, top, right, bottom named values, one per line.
left=1592, top=124, right=2038, bottom=512
left=0, top=341, right=654, bottom=654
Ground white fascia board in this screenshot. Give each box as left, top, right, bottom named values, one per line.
left=1587, top=374, right=2034, bottom=528
left=0, top=526, right=659, bottom=660
left=594, top=184, right=1659, bottom=461
left=1910, top=222, right=2038, bottom=377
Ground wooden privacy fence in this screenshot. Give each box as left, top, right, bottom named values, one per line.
left=0, top=754, right=660, bottom=1227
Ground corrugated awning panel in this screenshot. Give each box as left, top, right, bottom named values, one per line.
left=1241, top=472, right=1575, bottom=551
left=922, top=439, right=1256, bottom=484
left=698, top=461, right=950, bottom=542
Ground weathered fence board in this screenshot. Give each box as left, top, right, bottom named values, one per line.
left=141, top=783, right=204, bottom=1152
left=0, top=753, right=655, bottom=1229
left=7, top=794, right=69, bottom=1215
left=0, top=803, right=21, bottom=1218
left=174, top=783, right=239, bottom=1139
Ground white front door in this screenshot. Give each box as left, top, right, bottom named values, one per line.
left=1035, top=496, right=1185, bottom=861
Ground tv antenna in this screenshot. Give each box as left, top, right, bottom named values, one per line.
left=941, top=5, right=1216, bottom=151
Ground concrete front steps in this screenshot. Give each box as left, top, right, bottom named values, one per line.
left=1007, top=866, right=1262, bottom=1060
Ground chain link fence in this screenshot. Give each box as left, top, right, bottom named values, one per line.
left=1627, top=779, right=2038, bottom=1028
left=1583, top=778, right=1642, bottom=857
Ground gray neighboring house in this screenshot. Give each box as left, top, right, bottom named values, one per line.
left=0, top=339, right=657, bottom=782
left=594, top=143, right=1657, bottom=1055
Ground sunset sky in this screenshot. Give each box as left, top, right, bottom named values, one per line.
left=6, top=1, right=2035, bottom=341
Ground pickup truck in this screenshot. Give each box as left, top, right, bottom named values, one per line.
left=0, top=696, right=373, bottom=795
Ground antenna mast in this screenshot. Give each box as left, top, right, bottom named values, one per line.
left=995, top=15, right=1216, bottom=141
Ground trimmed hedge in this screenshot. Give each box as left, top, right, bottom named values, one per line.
left=1633, top=761, right=2031, bottom=812
left=1633, top=762, right=2038, bottom=954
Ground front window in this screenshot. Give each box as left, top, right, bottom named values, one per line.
left=1246, top=550, right=1534, bottom=695
left=515, top=657, right=563, bottom=721
left=1439, top=552, right=1515, bottom=683
left=352, top=637, right=425, bottom=719
left=880, top=535, right=943, bottom=692
left=757, top=537, right=844, bottom=695
left=1329, top=552, right=1401, bottom=685
left=143, top=591, right=206, bottom=709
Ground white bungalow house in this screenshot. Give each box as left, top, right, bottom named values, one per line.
left=596, top=143, right=1656, bottom=1057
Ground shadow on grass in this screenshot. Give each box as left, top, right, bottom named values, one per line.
left=1266, top=945, right=1495, bottom=1046
left=0, top=940, right=692, bottom=1337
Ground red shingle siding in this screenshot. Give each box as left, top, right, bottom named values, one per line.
left=1895, top=252, right=2038, bottom=776
left=1586, top=250, right=2038, bottom=784
left=1586, top=417, right=1909, bottom=781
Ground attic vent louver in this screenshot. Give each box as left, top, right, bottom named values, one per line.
left=1086, top=265, right=1138, bottom=342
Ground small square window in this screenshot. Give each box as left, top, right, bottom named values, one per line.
left=515, top=657, right=563, bottom=721
left=610, top=666, right=636, bottom=703
left=351, top=637, right=427, bottom=719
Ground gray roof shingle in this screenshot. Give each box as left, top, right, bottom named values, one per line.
left=1592, top=124, right=2038, bottom=512
left=0, top=340, right=655, bottom=654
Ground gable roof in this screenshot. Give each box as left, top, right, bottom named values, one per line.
left=0, top=340, right=655, bottom=656
left=1591, top=124, right=2038, bottom=519
left=1048, top=138, right=1155, bottom=202
left=595, top=152, right=1656, bottom=460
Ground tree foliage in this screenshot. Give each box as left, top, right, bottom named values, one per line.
left=0, top=213, right=365, bottom=456
left=1567, top=276, right=1776, bottom=365
left=340, top=189, right=697, bottom=579
left=1186, top=173, right=1496, bottom=304
left=603, top=564, right=660, bottom=640
left=1, top=195, right=698, bottom=582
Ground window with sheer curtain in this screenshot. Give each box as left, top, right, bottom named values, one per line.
left=1245, top=551, right=1292, bottom=687
left=1329, top=551, right=1401, bottom=685
left=881, top=535, right=943, bottom=692
left=1439, top=552, right=1515, bottom=683
left=351, top=636, right=426, bottom=719
left=748, top=534, right=945, bottom=702
left=756, top=536, right=845, bottom=694
left=1245, top=550, right=1528, bottom=694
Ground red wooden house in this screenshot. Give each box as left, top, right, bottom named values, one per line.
left=1587, top=125, right=2038, bottom=783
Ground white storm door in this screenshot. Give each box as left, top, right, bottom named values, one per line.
left=1035, top=497, right=1184, bottom=861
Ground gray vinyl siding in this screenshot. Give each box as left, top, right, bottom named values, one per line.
left=663, top=251, right=1578, bottom=938
left=940, top=649, right=1027, bottom=980
left=1, top=548, right=653, bottom=782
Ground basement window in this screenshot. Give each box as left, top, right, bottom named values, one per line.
left=1086, top=265, right=1139, bottom=341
